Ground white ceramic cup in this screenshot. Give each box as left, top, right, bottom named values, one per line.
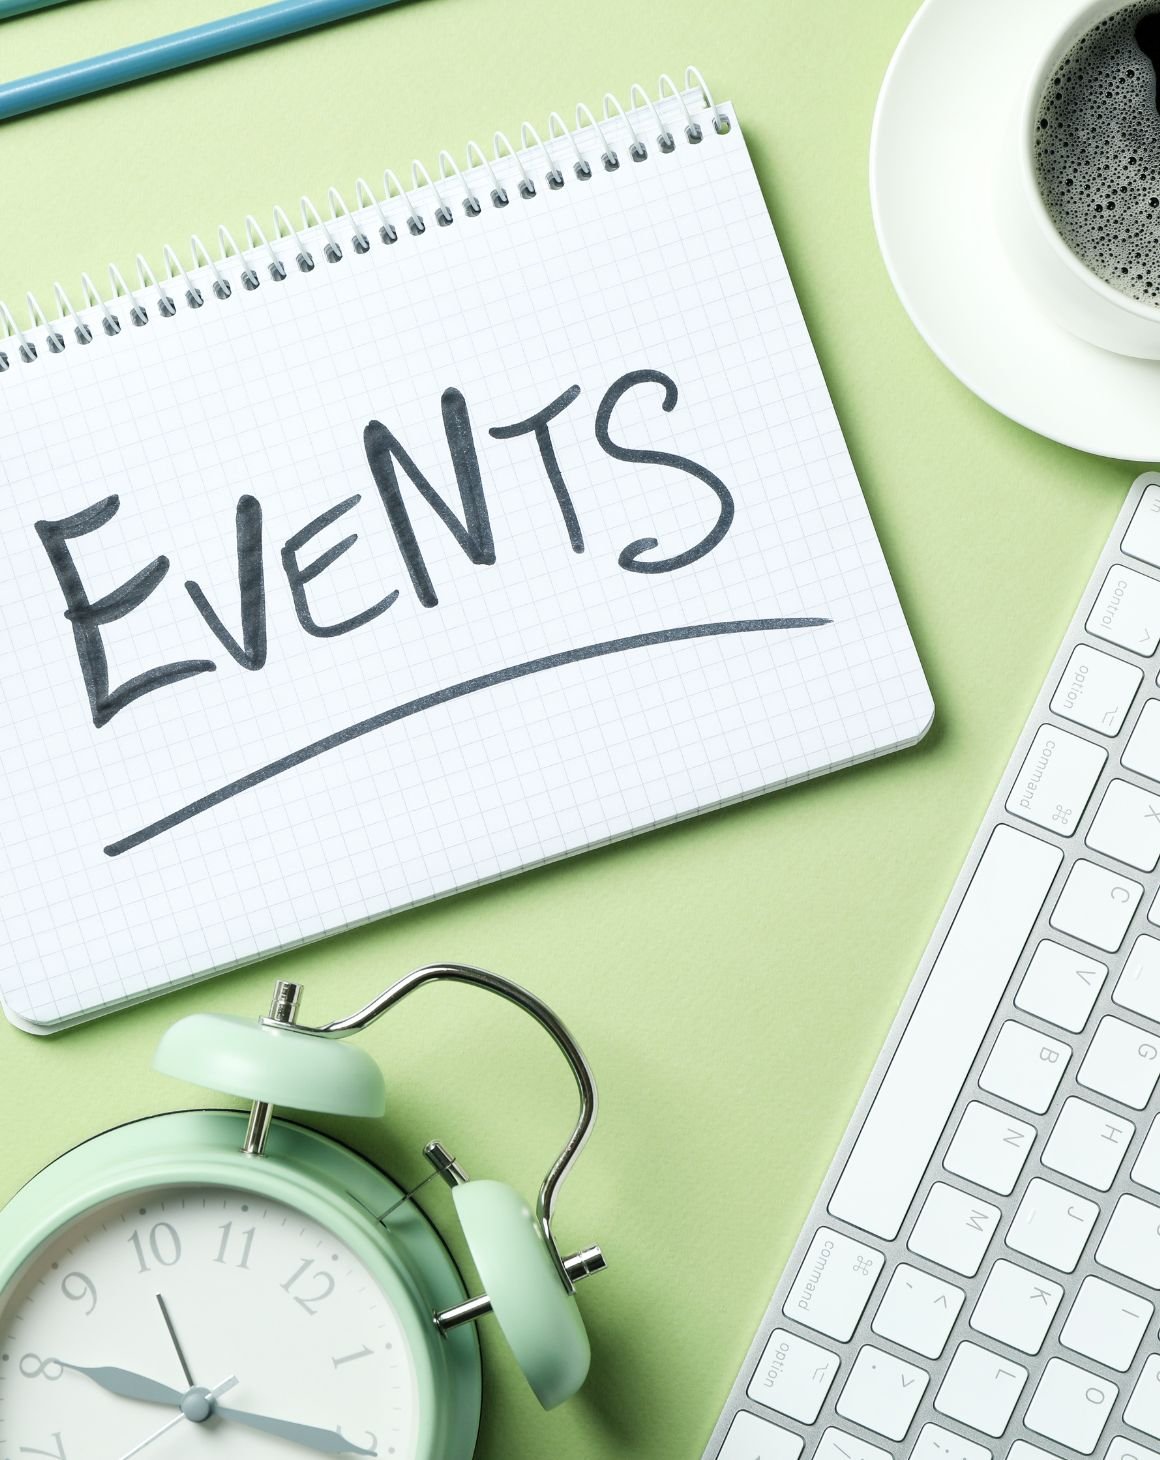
left=1000, top=0, right=1160, bottom=359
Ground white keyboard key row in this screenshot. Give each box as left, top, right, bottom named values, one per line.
left=934, top=1342, right=1025, bottom=1438
left=747, top=1329, right=837, bottom=1424
left=1126, top=698, right=1160, bottom=782
left=1024, top=1357, right=1116, bottom=1455
left=1051, top=859, right=1142, bottom=953
left=1006, top=726, right=1105, bottom=836
left=1016, top=939, right=1106, bottom=1033
left=717, top=1411, right=802, bottom=1460
left=978, top=1020, right=1070, bottom=1114
left=1043, top=1096, right=1133, bottom=1191
left=1060, top=1275, right=1153, bottom=1371
left=1006, top=1177, right=1099, bottom=1272
left=781, top=1228, right=883, bottom=1342
left=969, top=1258, right=1061, bottom=1354
left=911, top=1425, right=991, bottom=1460
left=944, top=1102, right=1034, bottom=1195
left=815, top=1428, right=888, bottom=1460
left=1051, top=645, right=1141, bottom=737
left=1115, top=934, right=1160, bottom=1021
left=1088, top=778, right=1160, bottom=872
left=1086, top=565, right=1160, bottom=656
left=827, top=826, right=1062, bottom=1240
left=908, top=1182, right=999, bottom=1277
left=835, top=1345, right=927, bottom=1442
left=871, top=1262, right=962, bottom=1359
left=1122, top=481, right=1160, bottom=566
left=1097, top=1194, right=1160, bottom=1286
left=1078, top=1015, right=1160, bottom=1108
left=1125, top=1355, right=1160, bottom=1441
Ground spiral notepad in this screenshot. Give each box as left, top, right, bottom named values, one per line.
left=0, top=71, right=932, bottom=1030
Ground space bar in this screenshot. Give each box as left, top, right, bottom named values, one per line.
left=828, top=825, right=1063, bottom=1240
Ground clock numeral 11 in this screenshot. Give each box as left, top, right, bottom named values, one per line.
left=214, top=1220, right=256, bottom=1269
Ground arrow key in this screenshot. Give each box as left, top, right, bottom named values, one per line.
left=871, top=1263, right=964, bottom=1359
left=836, top=1344, right=929, bottom=1442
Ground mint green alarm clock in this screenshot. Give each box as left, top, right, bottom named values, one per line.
left=0, top=965, right=605, bottom=1460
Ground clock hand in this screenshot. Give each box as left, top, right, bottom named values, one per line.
left=58, top=1362, right=184, bottom=1406
left=115, top=1375, right=239, bottom=1460
left=216, top=1404, right=377, bottom=1455
left=155, top=1292, right=196, bottom=1388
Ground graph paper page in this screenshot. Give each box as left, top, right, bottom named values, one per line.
left=0, top=95, right=931, bottom=1028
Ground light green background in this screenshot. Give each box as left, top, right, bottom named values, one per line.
left=0, top=2, right=1136, bottom=1456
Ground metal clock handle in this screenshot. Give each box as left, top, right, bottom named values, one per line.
left=261, top=963, right=601, bottom=1297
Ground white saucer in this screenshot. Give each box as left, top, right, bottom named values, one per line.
left=871, top=0, right=1160, bottom=461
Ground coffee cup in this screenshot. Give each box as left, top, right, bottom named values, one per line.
left=1000, top=0, right=1160, bottom=359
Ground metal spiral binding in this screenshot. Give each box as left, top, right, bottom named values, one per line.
left=0, top=67, right=728, bottom=374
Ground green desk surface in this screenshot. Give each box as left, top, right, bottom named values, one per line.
left=0, top=1, right=1136, bottom=1455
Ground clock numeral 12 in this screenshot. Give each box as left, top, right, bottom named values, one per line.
left=214, top=1221, right=256, bottom=1269
left=281, top=1257, right=336, bottom=1315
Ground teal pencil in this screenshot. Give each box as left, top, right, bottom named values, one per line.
left=0, top=0, right=72, bottom=16
left=0, top=0, right=411, bottom=121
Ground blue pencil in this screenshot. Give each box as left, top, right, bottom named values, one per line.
left=0, top=0, right=410, bottom=121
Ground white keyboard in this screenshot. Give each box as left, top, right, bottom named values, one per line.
left=703, top=474, right=1160, bottom=1460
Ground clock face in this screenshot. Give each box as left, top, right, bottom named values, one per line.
left=0, top=1185, right=421, bottom=1460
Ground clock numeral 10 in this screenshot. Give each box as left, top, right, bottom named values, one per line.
left=128, top=1221, right=181, bottom=1273
left=18, top=1432, right=66, bottom=1458
left=214, top=1221, right=256, bottom=1269
left=281, top=1256, right=336, bottom=1315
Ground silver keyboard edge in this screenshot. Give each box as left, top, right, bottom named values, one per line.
left=701, top=471, right=1160, bottom=1460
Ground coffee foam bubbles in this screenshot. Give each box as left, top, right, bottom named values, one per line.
left=1034, top=1, right=1160, bottom=305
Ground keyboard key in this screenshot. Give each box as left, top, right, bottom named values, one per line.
left=1006, top=1177, right=1099, bottom=1272
left=814, top=1428, right=889, bottom=1460
left=1016, top=939, right=1107, bottom=1032
left=934, top=1342, right=1027, bottom=1438
left=1107, top=1438, right=1160, bottom=1460
left=1116, top=935, right=1160, bottom=1024
left=1122, top=483, right=1160, bottom=566
left=1043, top=1097, right=1134, bottom=1190
left=1025, top=1358, right=1117, bottom=1455
left=910, top=1425, right=991, bottom=1460
left=978, top=1020, right=1070, bottom=1113
left=1078, top=1016, right=1160, bottom=1108
left=1086, top=566, right=1160, bottom=655
left=1088, top=779, right=1160, bottom=871
left=943, top=1102, right=1034, bottom=1195
left=835, top=1345, right=928, bottom=1442
left=828, top=827, right=1062, bottom=1240
left=1127, top=1357, right=1160, bottom=1441
left=1005, top=726, right=1105, bottom=835
left=717, top=1411, right=804, bottom=1460
left=1060, top=1275, right=1153, bottom=1371
left=747, top=1329, right=838, bottom=1424
left=1051, top=645, right=1142, bottom=736
left=1132, top=1115, right=1160, bottom=1192
left=1098, top=1195, right=1160, bottom=1285
left=782, top=1228, right=883, bottom=1341
left=908, top=1183, right=1000, bottom=1276
left=968, top=1258, right=1062, bottom=1354
left=1008, top=1446, right=1060, bottom=1460
left=1126, top=699, right=1160, bottom=782
left=871, top=1263, right=963, bottom=1359
left=1051, top=859, right=1143, bottom=952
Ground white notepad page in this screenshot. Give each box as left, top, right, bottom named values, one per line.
left=0, top=86, right=932, bottom=1029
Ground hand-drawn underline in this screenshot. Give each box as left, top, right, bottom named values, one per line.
left=103, top=616, right=832, bottom=857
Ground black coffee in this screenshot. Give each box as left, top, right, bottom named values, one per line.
left=1034, top=2, right=1160, bottom=304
